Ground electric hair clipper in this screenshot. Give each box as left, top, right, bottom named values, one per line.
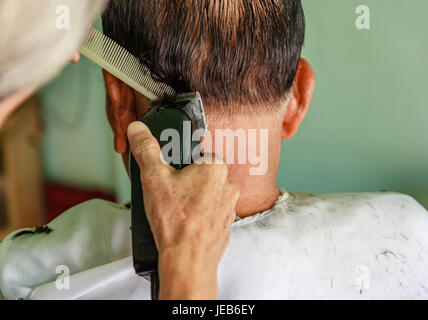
left=129, top=93, right=207, bottom=277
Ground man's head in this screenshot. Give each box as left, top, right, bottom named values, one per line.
left=102, top=0, right=315, bottom=190
left=103, top=0, right=305, bottom=110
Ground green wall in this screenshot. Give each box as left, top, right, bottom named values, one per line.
left=40, top=0, right=428, bottom=208
left=280, top=0, right=428, bottom=208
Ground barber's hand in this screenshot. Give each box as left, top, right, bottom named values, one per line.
left=128, top=121, right=239, bottom=300
left=70, top=52, right=80, bottom=63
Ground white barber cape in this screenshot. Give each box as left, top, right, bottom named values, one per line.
left=1, top=190, right=428, bottom=300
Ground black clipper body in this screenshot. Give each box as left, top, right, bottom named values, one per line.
left=130, top=93, right=206, bottom=277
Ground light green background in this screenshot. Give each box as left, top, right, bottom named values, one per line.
left=40, top=0, right=428, bottom=208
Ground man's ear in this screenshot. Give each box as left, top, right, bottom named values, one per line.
left=281, top=59, right=315, bottom=140
left=103, top=70, right=137, bottom=154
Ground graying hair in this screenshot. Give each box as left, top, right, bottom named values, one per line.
left=0, top=0, right=106, bottom=97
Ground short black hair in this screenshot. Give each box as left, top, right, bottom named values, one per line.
left=102, top=0, right=305, bottom=112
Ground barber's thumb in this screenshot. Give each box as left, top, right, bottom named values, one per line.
left=127, top=121, right=165, bottom=171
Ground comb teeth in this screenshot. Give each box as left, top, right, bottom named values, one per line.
left=80, top=28, right=176, bottom=101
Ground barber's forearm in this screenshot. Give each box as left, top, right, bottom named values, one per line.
left=158, top=248, right=218, bottom=300
left=127, top=123, right=238, bottom=300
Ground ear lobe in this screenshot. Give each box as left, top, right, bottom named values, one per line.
left=103, top=70, right=137, bottom=154
left=281, top=59, right=315, bottom=140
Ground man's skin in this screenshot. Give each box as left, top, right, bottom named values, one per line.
left=102, top=59, right=315, bottom=298
left=103, top=59, right=315, bottom=218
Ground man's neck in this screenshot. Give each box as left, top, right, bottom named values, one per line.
left=234, top=173, right=280, bottom=218
left=206, top=112, right=284, bottom=218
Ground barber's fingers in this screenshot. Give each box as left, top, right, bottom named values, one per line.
left=128, top=121, right=169, bottom=176
left=70, top=52, right=80, bottom=63
left=194, top=153, right=229, bottom=185
left=70, top=26, right=93, bottom=63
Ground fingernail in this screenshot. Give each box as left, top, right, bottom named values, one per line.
left=70, top=52, right=80, bottom=63
left=127, top=121, right=148, bottom=139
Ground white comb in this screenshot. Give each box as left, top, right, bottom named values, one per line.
left=79, top=27, right=176, bottom=101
